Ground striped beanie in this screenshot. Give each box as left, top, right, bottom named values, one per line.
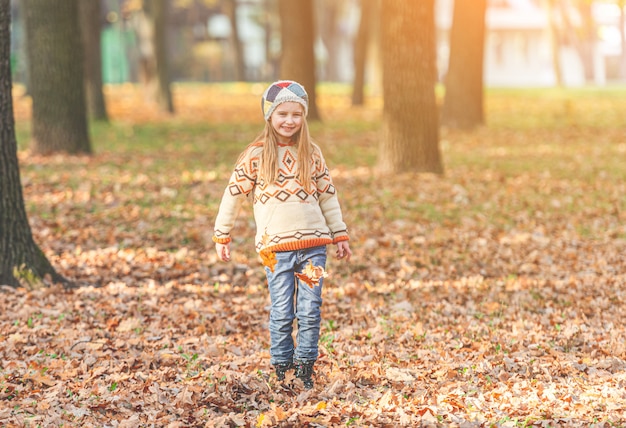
left=261, top=80, right=308, bottom=121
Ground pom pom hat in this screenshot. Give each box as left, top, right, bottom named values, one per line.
left=261, top=80, right=308, bottom=121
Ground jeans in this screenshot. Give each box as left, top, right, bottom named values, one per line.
left=264, top=245, right=327, bottom=365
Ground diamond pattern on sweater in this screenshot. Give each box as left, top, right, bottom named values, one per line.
left=214, top=141, right=349, bottom=255
left=276, top=173, right=288, bottom=186
left=296, top=189, right=309, bottom=201
left=276, top=191, right=291, bottom=202
left=282, top=150, right=296, bottom=173
left=228, top=184, right=243, bottom=196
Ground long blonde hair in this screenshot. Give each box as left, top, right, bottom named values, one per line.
left=255, top=118, right=315, bottom=191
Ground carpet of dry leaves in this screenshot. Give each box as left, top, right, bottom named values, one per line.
left=2, top=84, right=626, bottom=427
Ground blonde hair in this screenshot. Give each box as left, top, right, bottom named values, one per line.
left=255, top=117, right=315, bottom=191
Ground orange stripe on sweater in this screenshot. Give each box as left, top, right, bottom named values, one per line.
left=262, top=238, right=334, bottom=254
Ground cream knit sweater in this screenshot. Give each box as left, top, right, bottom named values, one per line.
left=213, top=140, right=349, bottom=256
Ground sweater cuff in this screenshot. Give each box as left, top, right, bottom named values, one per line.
left=332, top=234, right=349, bottom=244
left=212, top=236, right=232, bottom=244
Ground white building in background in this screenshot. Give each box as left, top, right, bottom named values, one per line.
left=65, top=0, right=626, bottom=86
left=484, top=2, right=592, bottom=87
left=184, top=0, right=625, bottom=86
left=134, top=0, right=626, bottom=86
left=436, top=0, right=625, bottom=87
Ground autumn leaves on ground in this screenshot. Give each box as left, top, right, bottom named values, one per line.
left=2, top=84, right=626, bottom=427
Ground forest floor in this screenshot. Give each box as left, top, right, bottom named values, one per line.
left=2, top=84, right=626, bottom=427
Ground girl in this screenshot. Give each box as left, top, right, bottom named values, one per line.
left=213, top=80, right=352, bottom=389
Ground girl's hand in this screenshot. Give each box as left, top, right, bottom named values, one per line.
left=215, top=242, right=231, bottom=262
left=335, top=241, right=352, bottom=261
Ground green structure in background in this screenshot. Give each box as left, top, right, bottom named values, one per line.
left=101, top=26, right=136, bottom=84
left=9, top=12, right=27, bottom=84
left=10, top=14, right=136, bottom=85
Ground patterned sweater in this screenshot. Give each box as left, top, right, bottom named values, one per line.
left=213, top=141, right=349, bottom=256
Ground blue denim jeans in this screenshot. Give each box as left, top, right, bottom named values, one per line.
left=264, top=245, right=327, bottom=365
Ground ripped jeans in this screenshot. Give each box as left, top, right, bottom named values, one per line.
left=264, top=245, right=327, bottom=365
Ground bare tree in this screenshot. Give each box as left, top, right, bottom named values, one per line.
left=545, top=0, right=564, bottom=87
left=576, top=1, right=599, bottom=83
left=317, top=0, right=341, bottom=81
left=133, top=0, right=174, bottom=113
left=352, top=0, right=376, bottom=106
left=150, top=0, right=174, bottom=113
left=224, top=0, right=246, bottom=81
left=1, top=0, right=66, bottom=287
left=23, top=0, right=91, bottom=154
left=79, top=0, right=109, bottom=121
left=277, top=0, right=321, bottom=120
left=442, top=0, right=487, bottom=130
left=378, top=0, right=442, bottom=174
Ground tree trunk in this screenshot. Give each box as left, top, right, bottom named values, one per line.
left=378, top=0, right=442, bottom=174
left=559, top=0, right=593, bottom=83
left=352, top=0, right=375, bottom=106
left=575, top=2, right=597, bottom=83
left=133, top=8, right=157, bottom=91
left=278, top=0, right=321, bottom=121
left=23, top=0, right=91, bottom=155
left=134, top=0, right=174, bottom=113
left=442, top=0, right=486, bottom=130
left=224, top=0, right=246, bottom=81
left=146, top=0, right=174, bottom=113
left=1, top=0, right=66, bottom=288
left=317, top=0, right=340, bottom=81
left=545, top=0, right=564, bottom=87
left=263, top=0, right=279, bottom=81
left=79, top=0, right=109, bottom=121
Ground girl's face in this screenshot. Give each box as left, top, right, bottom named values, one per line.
left=270, top=102, right=304, bottom=143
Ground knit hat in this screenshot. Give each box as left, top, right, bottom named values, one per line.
left=261, top=80, right=308, bottom=121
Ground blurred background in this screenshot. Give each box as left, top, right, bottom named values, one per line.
left=9, top=0, right=626, bottom=89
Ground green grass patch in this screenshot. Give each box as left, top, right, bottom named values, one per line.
left=14, top=84, right=626, bottom=241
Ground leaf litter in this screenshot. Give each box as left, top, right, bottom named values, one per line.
left=2, top=85, right=626, bottom=426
